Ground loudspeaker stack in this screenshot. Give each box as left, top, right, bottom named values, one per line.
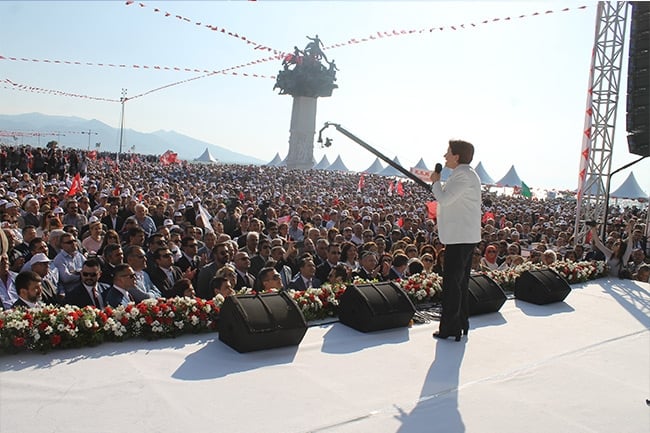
left=514, top=269, right=571, bottom=305
left=338, top=282, right=415, bottom=332
left=218, top=292, right=307, bottom=353
left=626, top=2, right=650, bottom=157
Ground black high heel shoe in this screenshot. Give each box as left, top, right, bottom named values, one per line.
left=433, top=331, right=462, bottom=342
left=462, top=327, right=469, bottom=336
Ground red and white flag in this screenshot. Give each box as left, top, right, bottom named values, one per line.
left=396, top=180, right=404, bottom=197
left=357, top=173, right=365, bottom=193
left=67, top=173, right=82, bottom=197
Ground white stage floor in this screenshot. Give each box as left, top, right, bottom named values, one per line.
left=1, top=278, right=649, bottom=433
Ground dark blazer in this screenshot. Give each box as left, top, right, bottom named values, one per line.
left=315, top=261, right=333, bottom=283
left=148, top=265, right=184, bottom=298
left=101, top=214, right=125, bottom=232
left=12, top=298, right=30, bottom=309
left=249, top=255, right=269, bottom=280
left=103, top=286, right=132, bottom=307
left=40, top=278, right=60, bottom=306
left=352, top=267, right=380, bottom=282
left=288, top=273, right=321, bottom=291
left=175, top=255, right=199, bottom=273
left=66, top=282, right=110, bottom=308
left=196, top=261, right=220, bottom=300
left=234, top=270, right=256, bottom=291
left=386, top=268, right=404, bottom=281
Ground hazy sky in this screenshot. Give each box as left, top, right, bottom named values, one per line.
left=1, top=1, right=648, bottom=192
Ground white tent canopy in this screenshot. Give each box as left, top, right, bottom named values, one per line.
left=326, top=155, right=350, bottom=172
left=363, top=157, right=385, bottom=174
left=312, top=155, right=331, bottom=170
left=496, top=165, right=524, bottom=187
left=413, top=158, right=430, bottom=171
left=378, top=157, right=406, bottom=177
left=267, top=153, right=283, bottom=166
left=474, top=161, right=495, bottom=185
left=193, top=148, right=218, bottom=163
left=611, top=172, right=648, bottom=199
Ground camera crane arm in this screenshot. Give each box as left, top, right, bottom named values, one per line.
left=317, top=122, right=433, bottom=192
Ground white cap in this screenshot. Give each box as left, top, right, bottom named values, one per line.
left=164, top=218, right=174, bottom=227
left=5, top=201, right=17, bottom=209
left=27, top=253, right=51, bottom=267
left=53, top=207, right=65, bottom=214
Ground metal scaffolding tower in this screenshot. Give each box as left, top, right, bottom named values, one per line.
left=574, top=1, right=629, bottom=243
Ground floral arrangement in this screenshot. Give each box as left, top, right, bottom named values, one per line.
left=400, top=272, right=443, bottom=303
left=288, top=283, right=347, bottom=322
left=0, top=261, right=606, bottom=354
left=1, top=296, right=220, bottom=354
left=484, top=260, right=608, bottom=291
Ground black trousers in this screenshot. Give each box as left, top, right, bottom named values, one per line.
left=439, top=243, right=476, bottom=334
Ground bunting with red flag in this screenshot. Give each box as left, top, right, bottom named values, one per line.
left=159, top=150, right=178, bottom=166
left=396, top=180, right=404, bottom=197
left=387, top=181, right=394, bottom=196
left=357, top=173, right=365, bottom=193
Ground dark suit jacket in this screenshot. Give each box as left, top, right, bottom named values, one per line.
left=386, top=268, right=404, bottom=281
left=66, top=282, right=110, bottom=308
left=103, top=286, right=132, bottom=307
left=196, top=261, right=220, bottom=300
left=12, top=298, right=30, bottom=309
left=175, top=255, right=199, bottom=273
left=288, top=273, right=321, bottom=291
left=352, top=267, right=381, bottom=282
left=101, top=215, right=125, bottom=232
left=315, top=261, right=333, bottom=283
left=234, top=270, right=255, bottom=291
left=249, top=254, right=270, bottom=280
left=40, top=278, right=60, bottom=306
left=148, top=265, right=184, bottom=298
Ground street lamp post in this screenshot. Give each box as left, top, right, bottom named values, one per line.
left=118, top=88, right=127, bottom=160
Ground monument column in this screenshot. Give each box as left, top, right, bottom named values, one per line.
left=274, top=35, right=338, bottom=170
left=287, top=96, right=317, bottom=169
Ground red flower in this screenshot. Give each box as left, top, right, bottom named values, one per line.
left=0, top=318, right=3, bottom=329
left=51, top=334, right=62, bottom=346
left=13, top=337, right=25, bottom=347
left=38, top=322, right=49, bottom=331
left=119, top=317, right=129, bottom=325
left=145, top=316, right=153, bottom=325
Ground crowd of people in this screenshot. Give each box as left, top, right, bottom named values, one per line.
left=0, top=143, right=648, bottom=311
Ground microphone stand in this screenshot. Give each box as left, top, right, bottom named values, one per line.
left=317, top=122, right=432, bottom=192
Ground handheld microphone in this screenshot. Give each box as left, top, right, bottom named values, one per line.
left=434, top=163, right=443, bottom=174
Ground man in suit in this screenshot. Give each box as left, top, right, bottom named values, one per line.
left=66, top=258, right=109, bottom=309
left=233, top=251, right=255, bottom=291
left=12, top=271, right=43, bottom=309
left=175, top=236, right=200, bottom=275
left=386, top=253, right=409, bottom=281
left=352, top=251, right=381, bottom=281
left=103, top=263, right=137, bottom=307
left=249, top=238, right=271, bottom=279
left=315, top=243, right=340, bottom=282
left=288, top=256, right=321, bottom=290
left=101, top=198, right=125, bottom=232
left=148, top=247, right=184, bottom=298
left=99, top=244, right=123, bottom=285
left=196, top=242, right=230, bottom=299
left=123, top=246, right=161, bottom=302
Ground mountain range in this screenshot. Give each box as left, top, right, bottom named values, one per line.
left=0, top=112, right=266, bottom=164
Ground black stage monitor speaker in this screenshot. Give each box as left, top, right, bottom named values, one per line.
left=514, top=269, right=571, bottom=305
left=468, top=274, right=507, bottom=316
left=218, top=292, right=307, bottom=353
left=338, top=281, right=415, bottom=332
left=626, top=2, right=650, bottom=157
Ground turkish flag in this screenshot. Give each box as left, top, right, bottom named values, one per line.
left=396, top=180, right=404, bottom=197
left=67, top=173, right=82, bottom=197
left=426, top=201, right=438, bottom=219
